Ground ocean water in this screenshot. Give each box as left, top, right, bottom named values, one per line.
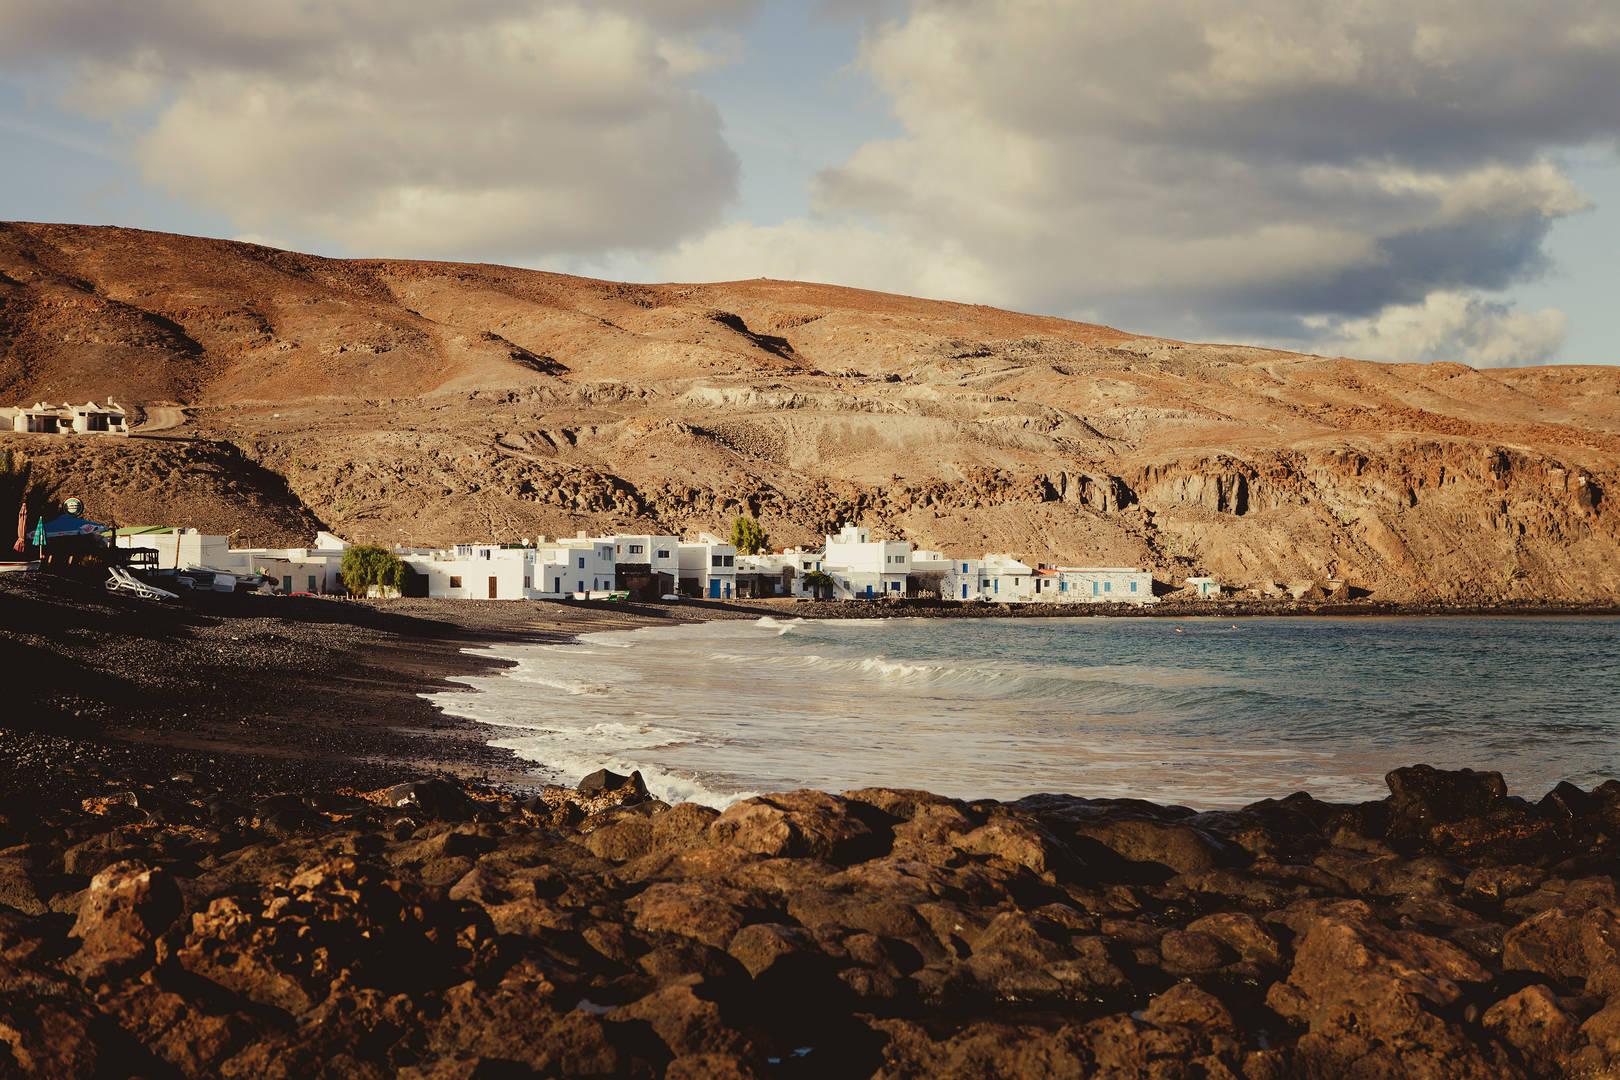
left=428, top=615, right=1620, bottom=809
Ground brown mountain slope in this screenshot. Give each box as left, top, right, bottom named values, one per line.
left=2, top=221, right=1617, bottom=600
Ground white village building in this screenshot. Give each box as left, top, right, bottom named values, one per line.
left=401, top=535, right=620, bottom=600
left=821, top=523, right=911, bottom=599
left=608, top=534, right=681, bottom=597
left=1051, top=567, right=1156, bottom=604
left=3, top=400, right=130, bottom=436
left=113, top=528, right=349, bottom=593
left=678, top=533, right=737, bottom=599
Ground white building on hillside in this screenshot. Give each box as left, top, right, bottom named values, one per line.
left=4, top=400, right=130, bottom=436
left=678, top=533, right=737, bottom=599
left=821, top=523, right=911, bottom=599
left=1184, top=576, right=1222, bottom=599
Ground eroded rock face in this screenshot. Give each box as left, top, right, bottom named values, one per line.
left=8, top=764, right=1620, bottom=1076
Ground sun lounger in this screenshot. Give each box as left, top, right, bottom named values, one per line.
left=105, top=565, right=179, bottom=601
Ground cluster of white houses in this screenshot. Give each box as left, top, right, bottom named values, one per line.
left=115, top=523, right=1197, bottom=605
left=1, top=399, right=130, bottom=435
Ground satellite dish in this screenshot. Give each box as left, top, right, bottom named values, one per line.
left=64, top=497, right=83, bottom=514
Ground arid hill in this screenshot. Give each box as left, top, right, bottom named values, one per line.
left=2, top=221, right=1617, bottom=600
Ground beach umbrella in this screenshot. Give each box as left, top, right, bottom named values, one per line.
left=31, top=516, right=46, bottom=551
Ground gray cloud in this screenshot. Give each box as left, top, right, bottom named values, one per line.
left=0, top=0, right=754, bottom=259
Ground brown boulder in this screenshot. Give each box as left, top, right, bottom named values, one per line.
left=1185, top=912, right=1284, bottom=968
left=1384, top=765, right=1508, bottom=837
left=1158, top=929, right=1233, bottom=975
left=965, top=912, right=1128, bottom=1001
left=0, top=850, right=46, bottom=917
left=708, top=792, right=882, bottom=863
left=1502, top=904, right=1620, bottom=995
left=628, top=882, right=754, bottom=949
left=584, top=816, right=654, bottom=862
left=67, top=860, right=182, bottom=980
left=953, top=815, right=1075, bottom=878
left=1266, top=900, right=1496, bottom=1074
left=1141, top=982, right=1238, bottom=1038
left=1481, top=984, right=1578, bottom=1066
left=727, top=922, right=816, bottom=978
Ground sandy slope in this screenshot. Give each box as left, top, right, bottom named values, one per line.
left=2, top=221, right=1617, bottom=600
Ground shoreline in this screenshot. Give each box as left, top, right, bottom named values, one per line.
left=9, top=575, right=1620, bottom=1074
left=0, top=575, right=744, bottom=802
left=8, top=574, right=1617, bottom=808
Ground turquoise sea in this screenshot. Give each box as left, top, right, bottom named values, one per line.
left=431, top=615, right=1620, bottom=809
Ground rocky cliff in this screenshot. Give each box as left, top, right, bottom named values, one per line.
left=2, top=221, right=1617, bottom=600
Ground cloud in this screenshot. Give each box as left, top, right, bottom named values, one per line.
left=1306, top=293, right=1569, bottom=367
left=0, top=0, right=754, bottom=259
left=659, top=0, right=1620, bottom=364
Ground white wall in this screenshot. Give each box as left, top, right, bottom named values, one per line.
left=823, top=525, right=910, bottom=599
left=1056, top=567, right=1156, bottom=604
left=678, top=538, right=737, bottom=598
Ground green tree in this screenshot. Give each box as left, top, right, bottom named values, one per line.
left=802, top=569, right=835, bottom=600
left=729, top=515, right=770, bottom=555
left=340, top=545, right=406, bottom=597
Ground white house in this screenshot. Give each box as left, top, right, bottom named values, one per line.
left=4, top=400, right=130, bottom=435
left=544, top=535, right=620, bottom=596
left=608, top=534, right=680, bottom=597
left=1054, top=567, right=1157, bottom=605
left=940, top=553, right=1037, bottom=603
left=821, top=523, right=911, bottom=599
left=981, top=554, right=1037, bottom=602
left=1184, top=576, right=1222, bottom=599
left=114, top=528, right=349, bottom=593
left=403, top=545, right=532, bottom=600
left=677, top=533, right=737, bottom=599
left=735, top=548, right=828, bottom=598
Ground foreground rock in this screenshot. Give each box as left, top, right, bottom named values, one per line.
left=7, top=764, right=1620, bottom=1076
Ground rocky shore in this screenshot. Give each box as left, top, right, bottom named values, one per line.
left=9, top=576, right=1620, bottom=1076
left=6, top=761, right=1620, bottom=1077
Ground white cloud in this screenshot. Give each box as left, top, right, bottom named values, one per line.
left=0, top=0, right=754, bottom=259
left=1307, top=292, right=1569, bottom=367
left=663, top=0, right=1620, bottom=364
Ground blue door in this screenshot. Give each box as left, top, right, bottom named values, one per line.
left=709, top=579, right=721, bottom=598
left=961, top=583, right=969, bottom=599
left=865, top=584, right=874, bottom=598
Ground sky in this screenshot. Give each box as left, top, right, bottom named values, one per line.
left=2, top=0, right=1618, bottom=367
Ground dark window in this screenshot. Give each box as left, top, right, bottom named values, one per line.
left=656, top=549, right=670, bottom=559
left=723, top=555, right=734, bottom=567
left=449, top=576, right=462, bottom=588
left=630, top=544, right=644, bottom=554
left=712, top=555, right=723, bottom=567
left=577, top=556, right=585, bottom=568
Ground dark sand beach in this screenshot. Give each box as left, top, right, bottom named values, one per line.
left=6, top=577, right=1620, bottom=1077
